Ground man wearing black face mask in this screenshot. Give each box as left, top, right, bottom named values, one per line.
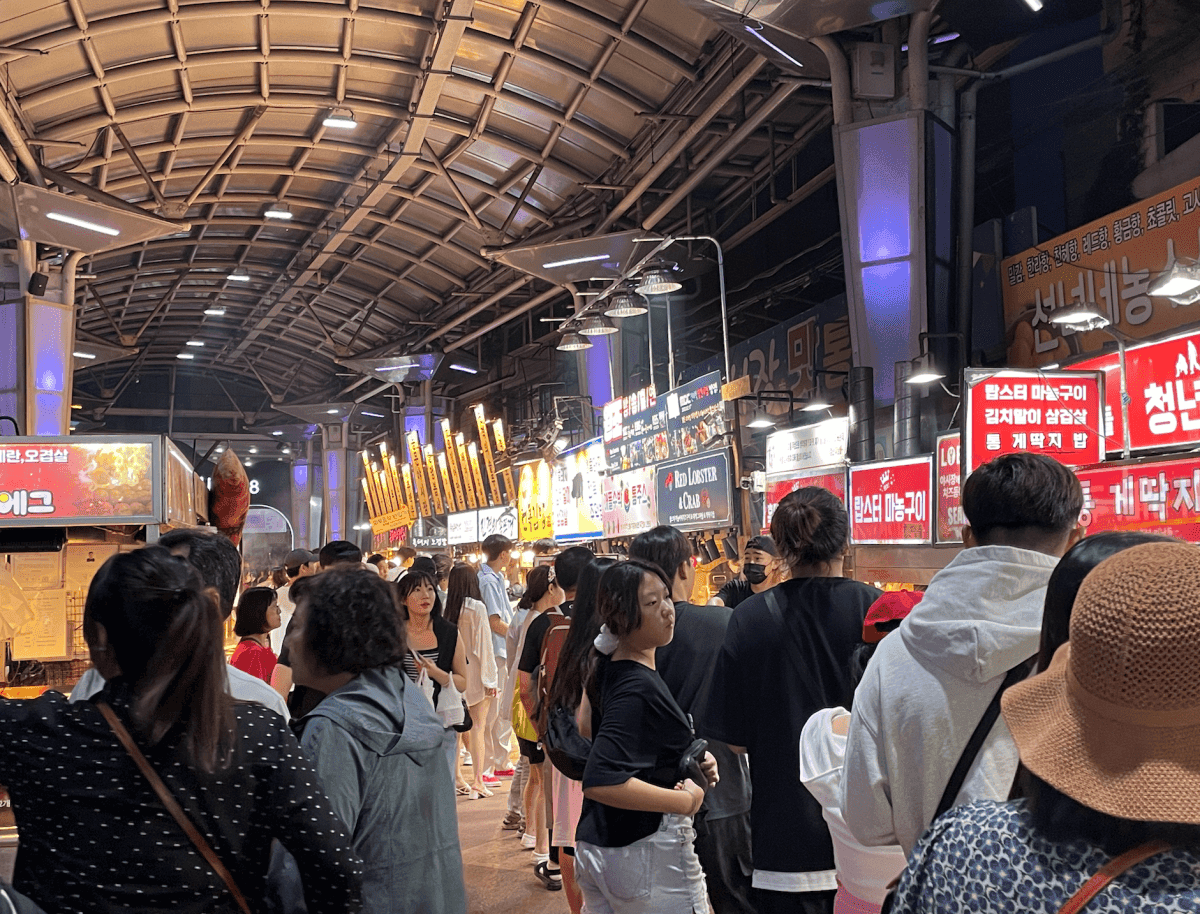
left=712, top=535, right=778, bottom=608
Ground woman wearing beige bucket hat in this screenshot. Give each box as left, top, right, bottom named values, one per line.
left=887, top=542, right=1200, bottom=913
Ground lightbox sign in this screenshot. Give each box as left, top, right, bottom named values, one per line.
left=0, top=437, right=159, bottom=526
left=447, top=511, right=478, bottom=545
left=936, top=433, right=964, bottom=544
left=1077, top=455, right=1200, bottom=542
left=410, top=516, right=448, bottom=549
left=764, top=468, right=846, bottom=533
left=655, top=450, right=734, bottom=532
left=478, top=505, right=519, bottom=542
left=964, top=369, right=1105, bottom=473
left=1074, top=329, right=1200, bottom=454
left=517, top=460, right=554, bottom=541
left=602, top=385, right=668, bottom=472
left=764, top=418, right=850, bottom=475
left=552, top=439, right=605, bottom=541
left=665, top=371, right=727, bottom=458
left=848, top=456, right=934, bottom=545
left=602, top=467, right=657, bottom=538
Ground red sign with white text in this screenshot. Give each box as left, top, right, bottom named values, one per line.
left=763, top=468, right=846, bottom=533
left=848, top=456, right=934, bottom=545
left=964, top=369, right=1105, bottom=473
left=936, top=434, right=965, bottom=544
left=1076, top=455, right=1200, bottom=542
left=0, top=439, right=157, bottom=526
left=1074, top=330, right=1200, bottom=454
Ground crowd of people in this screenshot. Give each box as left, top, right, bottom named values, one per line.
left=0, top=451, right=1196, bottom=913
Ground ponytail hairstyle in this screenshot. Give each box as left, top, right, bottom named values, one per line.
left=83, top=546, right=234, bottom=773
left=547, top=557, right=617, bottom=716
left=770, top=486, right=849, bottom=572
left=518, top=564, right=556, bottom=609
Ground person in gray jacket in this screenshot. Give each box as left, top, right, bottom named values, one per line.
left=286, top=566, right=467, bottom=914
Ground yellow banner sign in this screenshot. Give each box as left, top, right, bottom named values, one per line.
left=441, top=419, right=470, bottom=511
left=424, top=444, right=445, bottom=515
left=468, top=441, right=491, bottom=507
left=518, top=459, right=554, bottom=541
left=1003, top=175, right=1200, bottom=368
left=437, top=451, right=460, bottom=513
left=400, top=461, right=418, bottom=515
left=454, top=433, right=478, bottom=509
left=474, top=405, right=502, bottom=507
left=406, top=431, right=433, bottom=518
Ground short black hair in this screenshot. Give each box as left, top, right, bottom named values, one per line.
left=410, top=555, right=437, bottom=578
left=319, top=540, right=363, bottom=567
left=366, top=553, right=386, bottom=565
left=628, top=526, right=692, bottom=588
left=532, top=538, right=558, bottom=556
left=482, top=534, right=513, bottom=562
left=290, top=567, right=407, bottom=675
left=158, top=529, right=242, bottom=619
left=394, top=570, right=443, bottom=619
left=962, top=454, right=1082, bottom=542
left=594, top=558, right=673, bottom=639
left=554, top=546, right=595, bottom=593
left=771, top=487, right=848, bottom=569
left=234, top=586, right=276, bottom=637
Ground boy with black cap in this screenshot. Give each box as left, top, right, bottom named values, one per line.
left=272, top=547, right=318, bottom=654
left=713, top=535, right=779, bottom=608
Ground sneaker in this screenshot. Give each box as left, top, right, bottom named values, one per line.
left=520, top=832, right=537, bottom=849
left=493, top=768, right=515, bottom=777
left=501, top=811, right=523, bottom=830
left=481, top=774, right=501, bottom=786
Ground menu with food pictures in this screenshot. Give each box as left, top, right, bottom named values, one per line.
left=603, top=386, right=669, bottom=472
left=665, top=371, right=728, bottom=459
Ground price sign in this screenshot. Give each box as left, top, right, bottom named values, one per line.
left=936, top=433, right=965, bottom=544
left=848, top=456, right=934, bottom=544
left=964, top=369, right=1104, bottom=473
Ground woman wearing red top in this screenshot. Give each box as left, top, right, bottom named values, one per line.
left=231, top=586, right=281, bottom=683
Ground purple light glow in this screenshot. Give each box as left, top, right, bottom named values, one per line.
left=585, top=333, right=614, bottom=407
left=0, top=304, right=17, bottom=391
left=326, top=450, right=341, bottom=490
left=860, top=261, right=913, bottom=403
left=855, top=119, right=913, bottom=264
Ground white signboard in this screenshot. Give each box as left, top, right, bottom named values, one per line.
left=764, top=417, right=850, bottom=475
left=447, top=510, right=479, bottom=545
left=477, top=505, right=518, bottom=541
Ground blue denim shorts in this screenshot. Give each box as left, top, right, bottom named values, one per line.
left=575, top=814, right=709, bottom=914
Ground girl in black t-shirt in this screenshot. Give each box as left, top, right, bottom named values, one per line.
left=574, top=559, right=718, bottom=914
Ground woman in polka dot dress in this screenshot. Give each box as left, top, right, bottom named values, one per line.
left=0, top=546, right=363, bottom=913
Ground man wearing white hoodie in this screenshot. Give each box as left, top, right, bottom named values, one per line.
left=840, top=453, right=1083, bottom=857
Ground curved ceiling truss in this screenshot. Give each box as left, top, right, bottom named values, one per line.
left=0, top=0, right=841, bottom=440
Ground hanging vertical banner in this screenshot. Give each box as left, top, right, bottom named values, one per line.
left=382, top=455, right=406, bottom=517
left=360, top=454, right=382, bottom=517
left=400, top=462, right=418, bottom=515
left=936, top=433, right=965, bottom=544
left=467, top=441, right=491, bottom=507
left=474, top=405, right=503, bottom=506
left=454, top=434, right=478, bottom=509
left=438, top=451, right=462, bottom=513
left=406, top=431, right=433, bottom=518
left=361, top=478, right=377, bottom=518
left=518, top=460, right=555, bottom=541
left=375, top=467, right=394, bottom=514
left=424, top=444, right=445, bottom=515
left=441, top=419, right=469, bottom=510
left=494, top=419, right=516, bottom=505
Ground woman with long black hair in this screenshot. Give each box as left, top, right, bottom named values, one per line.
left=0, top=545, right=362, bottom=913
left=575, top=558, right=718, bottom=914
left=444, top=562, right=499, bottom=798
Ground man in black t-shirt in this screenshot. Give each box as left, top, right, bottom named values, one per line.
left=713, top=535, right=778, bottom=608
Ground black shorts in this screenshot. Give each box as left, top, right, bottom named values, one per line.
left=517, top=736, right=545, bottom=764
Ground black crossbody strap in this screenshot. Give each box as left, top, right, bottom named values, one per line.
left=934, top=656, right=1036, bottom=819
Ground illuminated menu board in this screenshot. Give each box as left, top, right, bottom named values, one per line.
left=848, top=456, right=934, bottom=545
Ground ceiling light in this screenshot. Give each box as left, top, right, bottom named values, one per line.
left=1050, top=302, right=1111, bottom=331
left=281, top=446, right=293, bottom=455
left=557, top=332, right=593, bottom=352
left=361, top=410, right=386, bottom=418
left=271, top=430, right=283, bottom=436
left=1023, top=0, right=1043, bottom=9
left=541, top=253, right=611, bottom=269
left=742, top=24, right=805, bottom=68
left=72, top=350, right=96, bottom=360
left=449, top=363, right=479, bottom=374
left=1148, top=259, right=1200, bottom=298
left=746, top=403, right=775, bottom=429
left=327, top=408, right=340, bottom=414
left=227, top=271, right=250, bottom=282
left=186, top=340, right=204, bottom=347
left=248, top=447, right=258, bottom=454
left=243, top=459, right=253, bottom=467
left=905, top=354, right=944, bottom=385
left=323, top=108, right=357, bottom=129
left=604, top=289, right=649, bottom=318
left=264, top=202, right=293, bottom=220
left=46, top=212, right=120, bottom=237
left=176, top=353, right=195, bottom=360
left=203, top=307, right=226, bottom=316
left=635, top=261, right=682, bottom=295
left=71, top=403, right=82, bottom=410
left=801, top=398, right=831, bottom=412
left=579, top=314, right=618, bottom=336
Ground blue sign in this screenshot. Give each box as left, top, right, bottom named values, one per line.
left=655, top=450, right=734, bottom=532
left=665, top=370, right=727, bottom=459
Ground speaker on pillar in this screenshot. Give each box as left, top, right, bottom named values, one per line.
left=27, top=273, right=48, bottom=296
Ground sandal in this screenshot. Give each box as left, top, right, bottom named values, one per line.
left=534, top=860, right=563, bottom=891
left=455, top=784, right=471, bottom=797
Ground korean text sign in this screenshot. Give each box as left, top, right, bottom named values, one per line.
left=764, top=469, right=846, bottom=533
left=1002, top=174, right=1200, bottom=368
left=764, top=418, right=850, bottom=475
left=964, top=369, right=1104, bottom=473
left=602, top=467, right=657, bottom=538
left=552, top=439, right=605, bottom=540
left=1076, top=455, right=1200, bottom=542
left=0, top=439, right=158, bottom=526
left=848, top=456, right=934, bottom=545
left=655, top=450, right=734, bottom=532
left=1075, top=330, right=1200, bottom=454
left=517, top=460, right=554, bottom=541
left=935, top=433, right=964, bottom=544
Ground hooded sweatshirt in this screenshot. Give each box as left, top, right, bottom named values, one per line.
left=297, top=666, right=467, bottom=914
left=840, top=545, right=1058, bottom=857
